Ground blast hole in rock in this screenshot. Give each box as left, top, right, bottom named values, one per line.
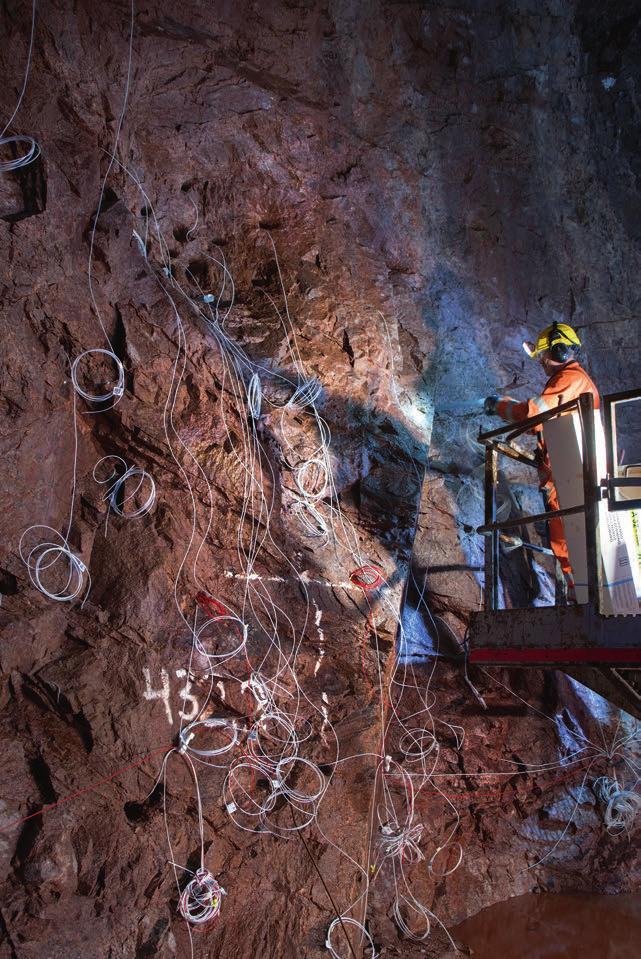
left=186, top=258, right=210, bottom=291
left=0, top=568, right=18, bottom=595
left=96, top=186, right=120, bottom=216
left=173, top=225, right=190, bottom=243
left=251, top=260, right=279, bottom=289
left=124, top=801, right=146, bottom=823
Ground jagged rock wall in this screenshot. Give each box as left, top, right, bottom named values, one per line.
left=1, top=2, right=640, bottom=958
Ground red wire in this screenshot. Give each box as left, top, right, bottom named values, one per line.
left=195, top=591, right=232, bottom=618
left=0, top=743, right=172, bottom=834
left=349, top=564, right=386, bottom=591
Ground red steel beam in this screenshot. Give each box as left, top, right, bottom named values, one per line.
left=469, top=647, right=641, bottom=665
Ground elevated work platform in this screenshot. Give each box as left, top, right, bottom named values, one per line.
left=467, top=390, right=641, bottom=718
left=468, top=605, right=641, bottom=667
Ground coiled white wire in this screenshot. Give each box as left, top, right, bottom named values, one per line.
left=428, top=841, right=464, bottom=878
left=1, top=0, right=40, bottom=172
left=399, top=727, right=439, bottom=763
left=71, top=349, right=125, bottom=404
left=326, top=917, right=376, bottom=959
left=179, top=868, right=225, bottom=925
left=288, top=377, right=323, bottom=409
left=193, top=614, right=248, bottom=665
left=294, top=458, right=328, bottom=502
left=594, top=776, right=641, bottom=834
left=275, top=756, right=326, bottom=804
left=92, top=455, right=156, bottom=518
left=18, top=525, right=90, bottom=605
left=391, top=886, right=432, bottom=942
left=248, top=712, right=299, bottom=767
left=379, top=820, right=424, bottom=863
left=223, top=759, right=279, bottom=823
left=247, top=373, right=262, bottom=418
left=0, top=135, right=40, bottom=172
left=179, top=717, right=239, bottom=758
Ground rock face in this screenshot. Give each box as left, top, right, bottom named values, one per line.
left=0, top=2, right=639, bottom=958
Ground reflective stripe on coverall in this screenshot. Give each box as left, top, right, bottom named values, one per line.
left=495, top=361, right=600, bottom=597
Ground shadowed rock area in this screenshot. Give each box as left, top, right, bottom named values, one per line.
left=1, top=2, right=640, bottom=958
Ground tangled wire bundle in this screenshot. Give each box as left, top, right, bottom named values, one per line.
left=178, top=868, right=225, bottom=925
left=594, top=776, right=641, bottom=834
left=379, top=820, right=424, bottom=863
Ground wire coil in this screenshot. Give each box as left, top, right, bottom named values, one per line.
left=379, top=820, right=424, bottom=863
left=178, top=868, right=225, bottom=925
left=294, top=458, right=328, bottom=502
left=288, top=377, right=323, bottom=409
left=349, top=565, right=385, bottom=591
left=179, top=717, right=239, bottom=758
left=398, top=728, right=439, bottom=763
left=71, top=349, right=125, bottom=404
left=326, top=917, right=377, bottom=959
left=428, top=841, right=463, bottom=878
left=0, top=135, right=40, bottom=173
left=595, top=777, right=641, bottom=834
left=93, top=455, right=156, bottom=518
left=391, top=891, right=432, bottom=942
left=19, top=525, right=90, bottom=605
left=223, top=758, right=279, bottom=822
left=275, top=756, right=326, bottom=805
left=194, top=614, right=248, bottom=665
left=247, top=373, right=262, bottom=418
left=248, top=713, right=299, bottom=768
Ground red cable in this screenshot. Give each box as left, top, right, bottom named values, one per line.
left=0, top=742, right=172, bottom=834
left=195, top=590, right=232, bottom=618
left=349, top=564, right=386, bottom=591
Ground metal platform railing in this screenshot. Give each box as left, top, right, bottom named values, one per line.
left=476, top=392, right=600, bottom=612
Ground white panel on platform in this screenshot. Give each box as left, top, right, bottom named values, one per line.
left=543, top=411, right=640, bottom=615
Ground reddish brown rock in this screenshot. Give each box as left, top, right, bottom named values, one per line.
left=1, top=2, right=639, bottom=958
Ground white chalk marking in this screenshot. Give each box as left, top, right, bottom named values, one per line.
left=177, top=670, right=199, bottom=722
left=143, top=667, right=173, bottom=724
left=312, top=599, right=325, bottom=676
left=224, top=569, right=360, bottom=590
left=321, top=691, right=330, bottom=736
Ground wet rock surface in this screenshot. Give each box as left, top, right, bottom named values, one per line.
left=1, top=2, right=640, bottom=958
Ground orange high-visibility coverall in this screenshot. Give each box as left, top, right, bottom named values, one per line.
left=495, top=361, right=600, bottom=595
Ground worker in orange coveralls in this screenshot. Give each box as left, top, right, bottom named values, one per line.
left=483, top=322, right=600, bottom=601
